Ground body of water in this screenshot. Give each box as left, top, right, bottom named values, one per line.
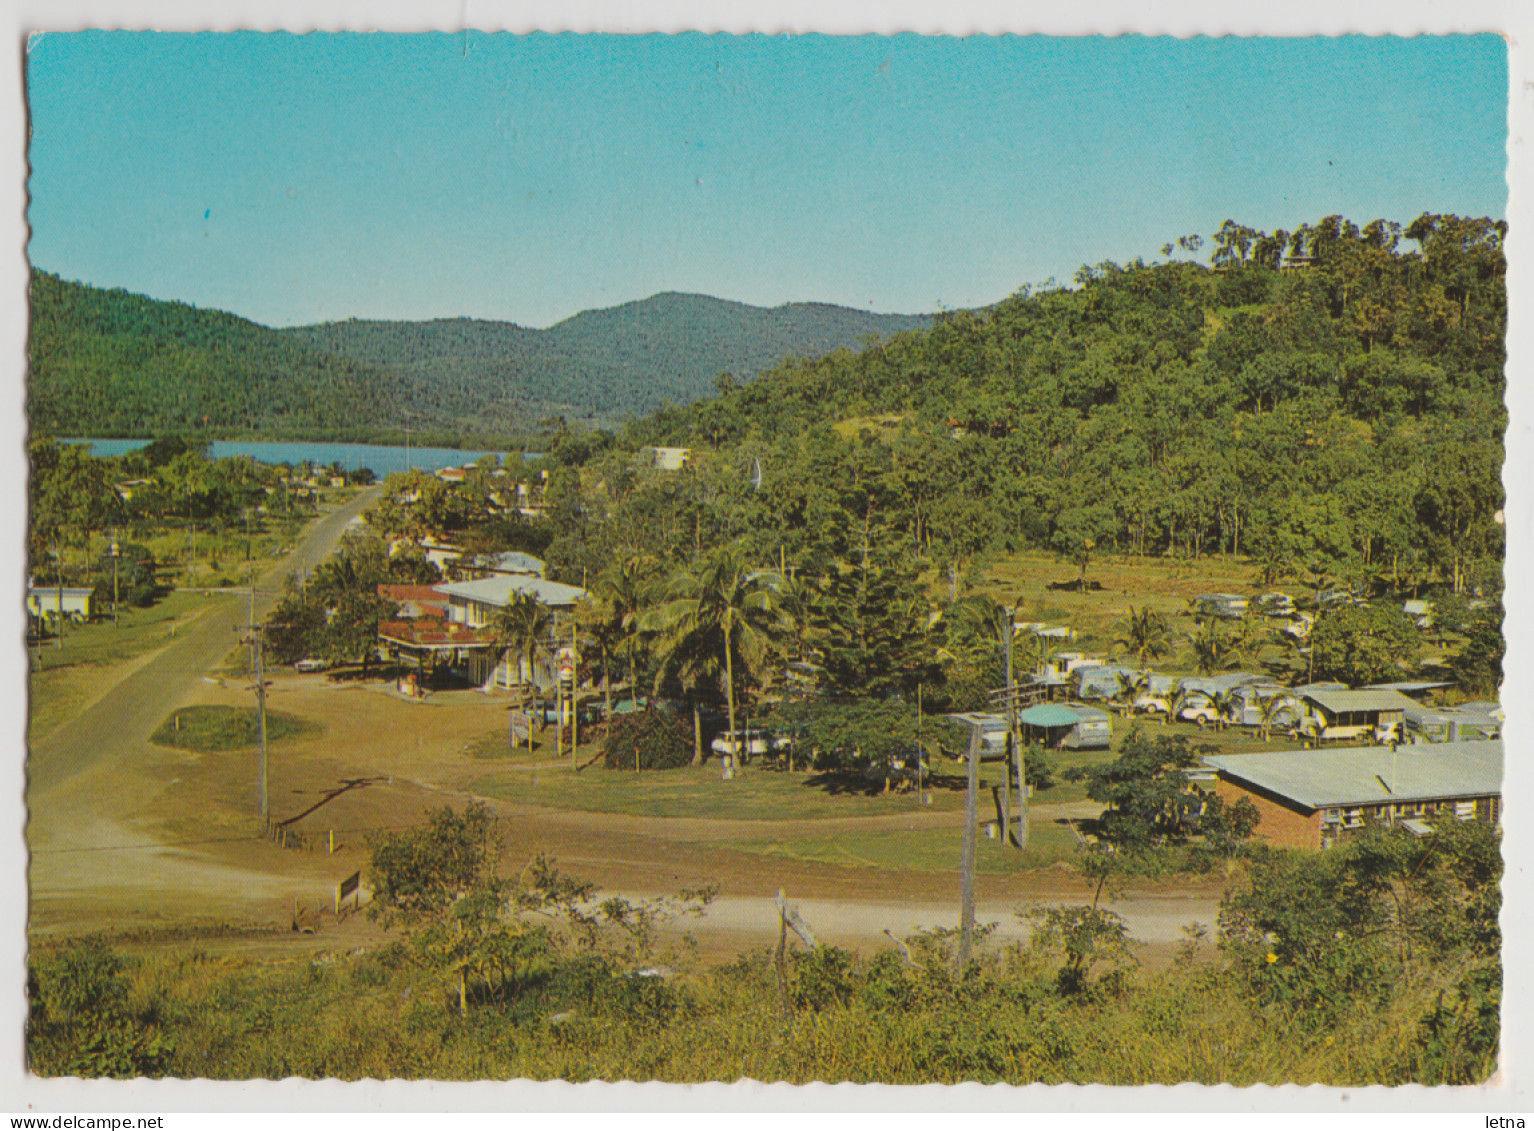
left=63, top=439, right=542, bottom=478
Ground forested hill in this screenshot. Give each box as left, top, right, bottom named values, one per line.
left=279, top=294, right=933, bottom=424
left=27, top=273, right=932, bottom=441
left=598, top=214, right=1506, bottom=600
left=27, top=271, right=416, bottom=441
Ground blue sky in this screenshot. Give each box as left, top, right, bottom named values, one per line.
left=25, top=32, right=1508, bottom=328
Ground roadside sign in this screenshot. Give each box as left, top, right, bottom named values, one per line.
left=336, top=870, right=361, bottom=914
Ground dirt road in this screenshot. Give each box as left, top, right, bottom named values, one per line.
left=27, top=488, right=382, bottom=910
left=28, top=487, right=380, bottom=797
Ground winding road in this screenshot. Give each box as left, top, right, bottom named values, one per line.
left=28, top=488, right=381, bottom=817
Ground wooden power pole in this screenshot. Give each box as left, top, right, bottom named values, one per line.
left=958, top=723, right=979, bottom=974
left=244, top=587, right=271, bottom=825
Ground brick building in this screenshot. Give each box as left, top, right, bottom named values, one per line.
left=1204, top=740, right=1503, bottom=850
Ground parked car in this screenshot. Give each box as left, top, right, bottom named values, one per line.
left=294, top=658, right=331, bottom=672
left=1177, top=701, right=1221, bottom=726
left=710, top=729, right=790, bottom=762
left=527, top=700, right=601, bottom=726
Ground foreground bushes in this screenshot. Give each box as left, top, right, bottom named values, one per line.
left=29, top=823, right=1500, bottom=1084
left=27, top=926, right=1495, bottom=1085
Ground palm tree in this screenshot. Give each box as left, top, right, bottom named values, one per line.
left=1109, top=670, right=1150, bottom=718
left=595, top=552, right=661, bottom=700
left=651, top=622, right=724, bottom=766
left=652, top=545, right=792, bottom=751
left=1014, top=629, right=1063, bottom=680
left=1113, top=605, right=1172, bottom=671
left=1256, top=689, right=1300, bottom=742
left=574, top=595, right=622, bottom=718
left=490, top=592, right=551, bottom=696
left=1186, top=620, right=1242, bottom=676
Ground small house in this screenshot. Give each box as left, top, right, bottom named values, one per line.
left=1295, top=687, right=1419, bottom=743
left=1016, top=702, right=1112, bottom=750
left=1072, top=664, right=1137, bottom=701
left=1398, top=699, right=1500, bottom=744
left=1438, top=704, right=1502, bottom=742
left=945, top=712, right=1011, bottom=760
left=644, top=447, right=692, bottom=471
left=27, top=585, right=94, bottom=622
left=1204, top=740, right=1503, bottom=850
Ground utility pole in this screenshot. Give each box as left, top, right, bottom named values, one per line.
left=571, top=620, right=580, bottom=756
left=110, top=536, right=120, bottom=628
left=255, top=632, right=269, bottom=823
left=53, top=536, right=64, bottom=649
left=1007, top=600, right=1029, bottom=850
left=958, top=723, right=979, bottom=975
left=243, top=588, right=271, bottom=825
left=1001, top=628, right=1012, bottom=847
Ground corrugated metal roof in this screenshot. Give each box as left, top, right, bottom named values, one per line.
left=486, top=551, right=544, bottom=574
left=946, top=712, right=1008, bottom=731
left=1178, top=672, right=1267, bottom=695
left=1205, top=740, right=1503, bottom=809
left=1301, top=688, right=1420, bottom=714
left=435, top=575, right=588, bottom=607
left=1362, top=681, right=1451, bottom=694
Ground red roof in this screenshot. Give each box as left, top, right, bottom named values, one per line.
left=378, top=584, right=450, bottom=604
left=377, top=620, right=496, bottom=649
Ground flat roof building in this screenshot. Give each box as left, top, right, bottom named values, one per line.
left=1204, top=740, right=1503, bottom=850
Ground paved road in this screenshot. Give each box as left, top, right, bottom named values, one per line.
left=28, top=486, right=382, bottom=798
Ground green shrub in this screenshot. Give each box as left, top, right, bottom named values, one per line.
left=602, top=708, right=692, bottom=771
left=27, top=940, right=175, bottom=1078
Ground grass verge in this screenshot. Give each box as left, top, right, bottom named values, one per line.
left=150, top=704, right=319, bottom=752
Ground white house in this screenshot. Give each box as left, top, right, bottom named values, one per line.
left=645, top=446, right=692, bottom=471
left=28, top=585, right=94, bottom=621
left=434, top=574, right=590, bottom=690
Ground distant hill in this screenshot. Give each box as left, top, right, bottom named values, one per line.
left=27, top=271, right=414, bottom=441
left=280, top=293, right=934, bottom=424
left=27, top=273, right=934, bottom=441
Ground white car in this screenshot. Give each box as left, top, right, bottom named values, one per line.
left=710, top=729, right=788, bottom=761
left=294, top=658, right=331, bottom=672
left=1177, top=702, right=1220, bottom=726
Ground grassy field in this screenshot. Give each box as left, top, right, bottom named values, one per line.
left=722, top=815, right=1083, bottom=874
left=150, top=704, right=319, bottom=752
left=463, top=710, right=1307, bottom=826
left=470, top=757, right=984, bottom=821
left=27, top=589, right=235, bottom=741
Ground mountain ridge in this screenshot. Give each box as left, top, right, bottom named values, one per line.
left=26, top=272, right=935, bottom=442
